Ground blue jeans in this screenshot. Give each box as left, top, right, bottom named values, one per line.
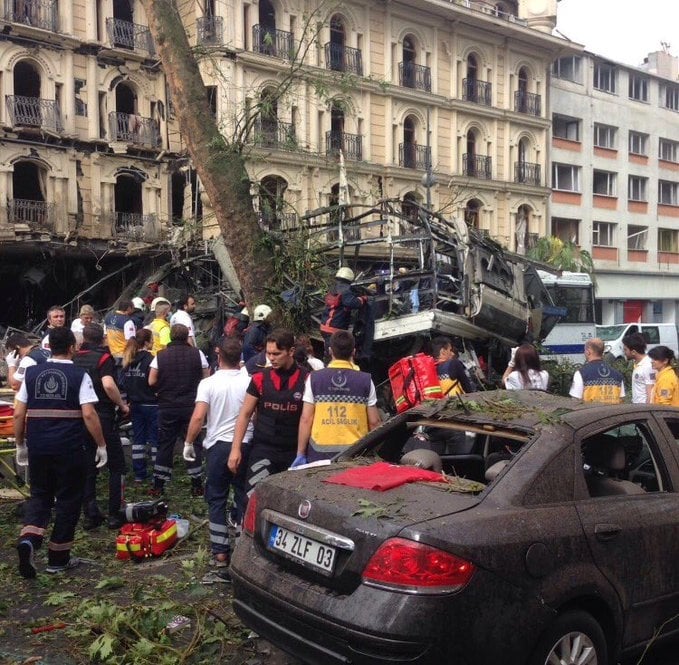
left=131, top=403, right=158, bottom=480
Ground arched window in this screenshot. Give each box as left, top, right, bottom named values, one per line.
left=515, top=204, right=532, bottom=254
left=259, top=175, right=288, bottom=230
left=114, top=171, right=149, bottom=240
left=402, top=115, right=417, bottom=168
left=516, top=67, right=529, bottom=113
left=328, top=15, right=345, bottom=71
left=401, top=191, right=420, bottom=225
left=464, top=54, right=479, bottom=102
left=258, top=87, right=279, bottom=146
left=401, top=34, right=417, bottom=88
left=10, top=161, right=50, bottom=229
left=464, top=129, right=477, bottom=177
left=256, top=0, right=280, bottom=56
left=11, top=61, right=44, bottom=129
left=110, top=82, right=140, bottom=142
left=464, top=199, right=481, bottom=230
left=327, top=102, right=345, bottom=154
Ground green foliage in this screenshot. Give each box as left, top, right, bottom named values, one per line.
left=44, top=590, right=77, bottom=606
left=528, top=236, right=595, bottom=275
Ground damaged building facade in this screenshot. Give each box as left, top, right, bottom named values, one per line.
left=0, top=1, right=193, bottom=329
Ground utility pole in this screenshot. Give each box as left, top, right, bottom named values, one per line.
left=421, top=106, right=436, bottom=212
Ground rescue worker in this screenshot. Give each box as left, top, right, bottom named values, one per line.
left=6, top=334, right=50, bottom=391
left=432, top=336, right=474, bottom=397
left=14, top=327, right=107, bottom=578
left=649, top=346, right=679, bottom=406
left=228, top=329, right=309, bottom=494
left=74, top=324, right=129, bottom=530
left=145, top=297, right=172, bottom=356
left=148, top=323, right=210, bottom=496
left=623, top=332, right=655, bottom=404
left=295, top=330, right=380, bottom=465
left=170, top=293, right=197, bottom=346
left=569, top=338, right=625, bottom=404
left=242, top=304, right=273, bottom=362
left=130, top=297, right=147, bottom=330
left=104, top=300, right=136, bottom=364
left=40, top=305, right=66, bottom=351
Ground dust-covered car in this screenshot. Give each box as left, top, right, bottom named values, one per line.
left=230, top=390, right=679, bottom=665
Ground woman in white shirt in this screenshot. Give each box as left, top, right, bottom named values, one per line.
left=504, top=343, right=549, bottom=391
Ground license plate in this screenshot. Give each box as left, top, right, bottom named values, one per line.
left=268, top=525, right=336, bottom=574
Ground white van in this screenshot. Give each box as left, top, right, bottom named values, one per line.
left=596, top=323, right=679, bottom=360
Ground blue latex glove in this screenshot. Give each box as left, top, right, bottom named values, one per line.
left=290, top=454, right=307, bottom=469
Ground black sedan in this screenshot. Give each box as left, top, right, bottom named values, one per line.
left=230, top=390, right=679, bottom=665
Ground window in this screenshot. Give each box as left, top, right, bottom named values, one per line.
left=659, top=180, right=679, bottom=205
left=628, top=131, right=648, bottom=156
left=552, top=217, right=579, bottom=244
left=552, top=56, right=581, bottom=83
left=659, top=138, right=679, bottom=162
left=593, top=62, right=616, bottom=93
left=593, top=170, right=616, bottom=196
left=628, top=176, right=647, bottom=202
left=552, top=114, right=580, bottom=141
left=552, top=163, right=580, bottom=191
left=629, top=75, right=649, bottom=102
left=664, top=85, right=679, bottom=111
left=594, top=123, right=616, bottom=149
left=658, top=228, right=679, bottom=253
left=74, top=79, right=87, bottom=117
left=592, top=221, right=615, bottom=246
left=627, top=225, right=647, bottom=250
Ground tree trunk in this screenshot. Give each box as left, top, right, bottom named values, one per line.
left=141, top=0, right=272, bottom=307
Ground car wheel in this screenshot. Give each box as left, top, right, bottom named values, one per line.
left=529, top=610, right=608, bottom=665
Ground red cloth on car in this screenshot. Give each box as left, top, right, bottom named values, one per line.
left=324, top=462, right=445, bottom=491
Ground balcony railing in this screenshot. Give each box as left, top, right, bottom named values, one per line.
left=197, top=16, right=223, bottom=45
left=252, top=25, right=294, bottom=60
left=253, top=119, right=296, bottom=150
left=514, top=161, right=541, bottom=186
left=454, top=0, right=528, bottom=24
left=326, top=130, right=363, bottom=161
left=399, top=143, right=431, bottom=170
left=463, top=154, right=492, bottom=179
left=108, top=112, right=161, bottom=147
left=7, top=198, right=55, bottom=231
left=5, top=95, right=63, bottom=132
left=462, top=79, right=492, bottom=106
left=258, top=211, right=298, bottom=231
left=514, top=90, right=541, bottom=116
left=111, top=212, right=159, bottom=242
left=106, top=18, right=155, bottom=54
left=3, top=0, right=58, bottom=31
left=399, top=62, right=431, bottom=92
left=324, top=43, right=363, bottom=76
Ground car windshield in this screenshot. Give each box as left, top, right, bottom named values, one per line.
left=596, top=325, right=627, bottom=341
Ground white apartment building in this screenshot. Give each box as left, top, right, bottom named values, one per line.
left=551, top=49, right=679, bottom=325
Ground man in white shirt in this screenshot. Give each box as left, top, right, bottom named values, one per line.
left=170, top=294, right=197, bottom=346
left=623, top=332, right=655, bottom=404
left=6, top=334, right=50, bottom=391
left=41, top=305, right=66, bottom=351
left=183, top=337, right=253, bottom=573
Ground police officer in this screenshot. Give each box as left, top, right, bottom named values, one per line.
left=14, top=327, right=107, bottom=577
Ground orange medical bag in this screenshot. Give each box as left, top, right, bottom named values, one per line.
left=115, top=519, right=178, bottom=560
left=0, top=403, right=14, bottom=437
left=388, top=353, right=443, bottom=413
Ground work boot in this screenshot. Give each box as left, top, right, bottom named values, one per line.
left=17, top=540, right=36, bottom=579
left=82, top=513, right=105, bottom=531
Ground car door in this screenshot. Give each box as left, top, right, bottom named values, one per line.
left=574, top=415, right=679, bottom=648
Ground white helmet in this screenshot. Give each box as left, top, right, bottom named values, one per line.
left=335, top=266, right=354, bottom=282
left=150, top=296, right=171, bottom=311
left=253, top=304, right=272, bottom=321
left=132, top=297, right=146, bottom=311
left=240, top=307, right=249, bottom=317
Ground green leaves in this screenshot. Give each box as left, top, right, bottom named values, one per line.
left=89, top=633, right=115, bottom=661
left=44, top=591, right=77, bottom=607
left=95, top=577, right=126, bottom=591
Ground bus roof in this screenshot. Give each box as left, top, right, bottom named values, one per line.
left=537, top=270, right=593, bottom=286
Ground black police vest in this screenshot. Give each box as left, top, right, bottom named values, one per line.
left=74, top=346, right=115, bottom=414
left=155, top=343, right=203, bottom=408
left=253, top=366, right=308, bottom=450
left=123, top=350, right=157, bottom=404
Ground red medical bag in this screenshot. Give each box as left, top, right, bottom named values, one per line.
left=388, top=353, right=443, bottom=413
left=115, top=519, right=178, bottom=560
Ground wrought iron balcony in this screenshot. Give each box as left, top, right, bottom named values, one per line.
left=3, top=0, right=58, bottom=31
left=326, top=130, right=363, bottom=161
left=258, top=211, right=298, bottom=231
left=514, top=161, right=541, bottom=186
left=462, top=78, right=492, bottom=106
left=399, top=62, right=431, bottom=92
left=399, top=143, right=431, bottom=170
left=111, top=212, right=159, bottom=242
left=514, top=90, right=541, bottom=116
left=463, top=154, right=492, bottom=179
left=108, top=112, right=161, bottom=147
left=5, top=95, right=63, bottom=132
left=252, top=25, right=294, bottom=60
left=7, top=198, right=55, bottom=231
left=197, top=16, right=223, bottom=45
left=324, top=43, right=363, bottom=76
left=106, top=18, right=155, bottom=54
left=253, top=119, right=296, bottom=150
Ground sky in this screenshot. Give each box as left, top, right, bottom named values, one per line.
left=554, top=0, right=678, bottom=67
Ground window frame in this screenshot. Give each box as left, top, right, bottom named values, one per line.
left=552, top=163, right=581, bottom=192
left=627, top=225, right=647, bottom=250
left=593, top=169, right=617, bottom=197
left=628, top=131, right=648, bottom=156
left=551, top=217, right=580, bottom=244
left=628, top=175, right=648, bottom=202
left=593, top=123, right=617, bottom=149
left=628, top=74, right=649, bottom=102
left=664, top=85, right=679, bottom=111
left=593, top=62, right=616, bottom=93
left=659, top=138, right=679, bottom=163
left=552, top=56, right=581, bottom=83
left=552, top=113, right=581, bottom=142
left=659, top=180, right=679, bottom=206
left=658, top=228, right=679, bottom=253
left=592, top=221, right=615, bottom=247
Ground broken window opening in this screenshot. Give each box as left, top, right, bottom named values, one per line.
left=10, top=161, right=52, bottom=231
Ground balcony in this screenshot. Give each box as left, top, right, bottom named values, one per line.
left=7, top=199, right=55, bottom=231
left=3, top=0, right=58, bottom=31
left=514, top=90, right=541, bottom=116
left=399, top=143, right=431, bottom=170
left=197, top=16, right=223, bottom=45
left=106, top=18, right=155, bottom=55
left=258, top=211, right=298, bottom=231
left=462, top=79, right=492, bottom=106
left=324, top=43, right=363, bottom=76
left=108, top=112, right=161, bottom=148
left=399, top=62, right=431, bottom=92
left=252, top=25, right=294, bottom=60
left=111, top=212, right=160, bottom=242
left=463, top=154, right=492, bottom=179
left=6, top=95, right=63, bottom=132
left=253, top=119, right=296, bottom=150
left=514, top=161, right=541, bottom=186
left=326, top=130, right=362, bottom=161
left=454, top=0, right=528, bottom=25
